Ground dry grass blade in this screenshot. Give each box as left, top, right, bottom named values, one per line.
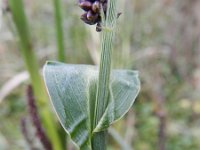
left=0, top=71, right=29, bottom=104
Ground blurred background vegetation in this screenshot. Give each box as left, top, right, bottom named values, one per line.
left=0, top=0, right=200, bottom=149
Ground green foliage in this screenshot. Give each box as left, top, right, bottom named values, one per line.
left=43, top=0, right=141, bottom=149
left=43, top=61, right=140, bottom=149
left=2, top=0, right=200, bottom=149
left=53, top=0, right=65, bottom=62
left=8, top=0, right=64, bottom=149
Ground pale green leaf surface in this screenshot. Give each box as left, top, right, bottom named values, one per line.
left=94, top=70, right=140, bottom=132
left=43, top=61, right=140, bottom=149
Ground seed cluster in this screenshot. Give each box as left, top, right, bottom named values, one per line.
left=26, top=86, right=52, bottom=150
left=78, top=0, right=108, bottom=32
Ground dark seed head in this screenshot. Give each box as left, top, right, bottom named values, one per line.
left=87, top=10, right=98, bottom=22
left=79, top=1, right=92, bottom=11
left=81, top=12, right=97, bottom=25
left=81, top=12, right=90, bottom=23
left=92, top=1, right=100, bottom=13
left=78, top=0, right=110, bottom=32
left=96, top=22, right=102, bottom=32
left=87, top=10, right=94, bottom=21
left=100, top=0, right=107, bottom=3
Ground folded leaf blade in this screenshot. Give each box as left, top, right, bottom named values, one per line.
left=43, top=62, right=94, bottom=149
left=43, top=61, right=140, bottom=149
left=94, top=70, right=140, bottom=132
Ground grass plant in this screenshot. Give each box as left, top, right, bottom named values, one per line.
left=43, top=0, right=140, bottom=149
left=8, top=0, right=63, bottom=149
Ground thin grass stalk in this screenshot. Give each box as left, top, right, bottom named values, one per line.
left=53, top=0, right=65, bottom=62
left=8, top=0, right=63, bottom=149
left=53, top=0, right=68, bottom=148
left=92, top=0, right=118, bottom=149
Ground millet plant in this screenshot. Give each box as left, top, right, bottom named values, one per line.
left=43, top=0, right=140, bottom=149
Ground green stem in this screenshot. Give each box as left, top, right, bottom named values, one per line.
left=8, top=0, right=63, bottom=150
left=53, top=0, right=65, bottom=62
left=92, top=0, right=118, bottom=149
left=53, top=1, right=68, bottom=148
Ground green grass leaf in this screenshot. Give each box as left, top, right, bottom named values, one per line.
left=43, top=61, right=140, bottom=149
